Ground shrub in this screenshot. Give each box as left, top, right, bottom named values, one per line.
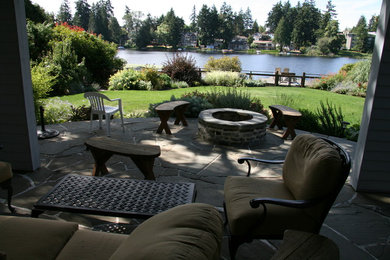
left=295, top=109, right=321, bottom=133
left=30, top=61, right=56, bottom=109
left=310, top=73, right=346, bottom=91
left=204, top=56, right=241, bottom=72
left=69, top=105, right=91, bottom=121
left=52, top=23, right=125, bottom=88
left=316, top=100, right=346, bottom=137
left=27, top=21, right=54, bottom=61
left=40, top=98, right=72, bottom=124
left=346, top=59, right=371, bottom=85
left=345, top=124, right=360, bottom=141
left=203, top=71, right=244, bottom=87
left=141, top=67, right=168, bottom=90
left=171, top=81, right=189, bottom=89
left=162, top=53, right=200, bottom=85
left=108, top=69, right=141, bottom=90
left=244, top=79, right=266, bottom=87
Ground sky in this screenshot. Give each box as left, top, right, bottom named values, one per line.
left=31, top=0, right=382, bottom=30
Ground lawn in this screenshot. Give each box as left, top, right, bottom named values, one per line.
left=56, top=86, right=365, bottom=125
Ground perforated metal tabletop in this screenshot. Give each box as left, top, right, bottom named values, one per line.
left=32, top=174, right=196, bottom=219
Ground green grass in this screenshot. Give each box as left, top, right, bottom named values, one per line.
left=55, top=86, right=365, bottom=125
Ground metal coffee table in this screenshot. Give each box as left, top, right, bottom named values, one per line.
left=31, top=174, right=196, bottom=219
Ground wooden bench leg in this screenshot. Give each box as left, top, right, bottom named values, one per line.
left=269, top=108, right=284, bottom=130
left=173, top=105, right=188, bottom=126
left=282, top=115, right=299, bottom=139
left=89, top=148, right=113, bottom=176
left=156, top=110, right=172, bottom=134
left=131, top=156, right=156, bottom=180
left=1, top=179, right=15, bottom=213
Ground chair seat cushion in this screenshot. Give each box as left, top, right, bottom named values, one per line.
left=110, top=203, right=223, bottom=260
left=0, top=162, right=12, bottom=183
left=224, top=176, right=319, bottom=237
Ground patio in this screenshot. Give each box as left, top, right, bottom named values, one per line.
left=0, top=117, right=389, bottom=259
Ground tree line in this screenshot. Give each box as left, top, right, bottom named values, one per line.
left=26, top=0, right=379, bottom=54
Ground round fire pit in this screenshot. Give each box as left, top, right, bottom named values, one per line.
left=198, top=108, right=267, bottom=146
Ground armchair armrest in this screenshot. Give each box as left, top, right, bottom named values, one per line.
left=249, top=197, right=319, bottom=221
left=238, top=157, right=284, bottom=177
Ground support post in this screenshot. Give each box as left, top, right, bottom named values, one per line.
left=275, top=71, right=279, bottom=86
left=302, top=72, right=306, bottom=87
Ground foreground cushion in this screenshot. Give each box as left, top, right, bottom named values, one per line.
left=110, top=203, right=223, bottom=260
left=0, top=216, right=78, bottom=260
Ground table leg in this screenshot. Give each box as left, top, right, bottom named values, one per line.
left=131, top=157, right=156, bottom=180
left=31, top=208, right=44, bottom=218
left=157, top=110, right=172, bottom=134
left=174, top=105, right=188, bottom=126
left=90, top=149, right=113, bottom=176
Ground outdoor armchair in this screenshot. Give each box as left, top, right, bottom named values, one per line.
left=84, top=92, right=124, bottom=136
left=223, top=134, right=351, bottom=259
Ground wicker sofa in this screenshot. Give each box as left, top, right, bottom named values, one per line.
left=0, top=203, right=223, bottom=260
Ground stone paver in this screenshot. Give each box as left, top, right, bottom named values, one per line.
left=1, top=118, right=389, bottom=260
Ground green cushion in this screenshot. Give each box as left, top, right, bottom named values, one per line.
left=57, top=229, right=127, bottom=260
left=0, top=216, right=78, bottom=260
left=283, top=134, right=343, bottom=200
left=224, top=176, right=319, bottom=237
left=0, top=162, right=12, bottom=183
left=110, top=203, right=223, bottom=260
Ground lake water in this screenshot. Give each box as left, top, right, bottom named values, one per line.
left=117, top=49, right=360, bottom=76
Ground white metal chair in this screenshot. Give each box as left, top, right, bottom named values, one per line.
left=84, top=92, right=124, bottom=136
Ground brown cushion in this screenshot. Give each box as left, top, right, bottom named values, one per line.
left=0, top=216, right=78, bottom=260
left=224, top=176, right=319, bottom=237
left=283, top=134, right=343, bottom=200
left=57, top=229, right=127, bottom=260
left=110, top=203, right=223, bottom=260
left=0, top=162, right=12, bottom=183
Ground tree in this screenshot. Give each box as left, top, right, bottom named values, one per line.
left=219, top=2, right=235, bottom=48
left=25, top=0, right=52, bottom=23
left=122, top=6, right=144, bottom=46
left=88, top=0, right=113, bottom=41
left=368, top=15, right=379, bottom=32
left=197, top=5, right=219, bottom=46
left=352, top=16, right=368, bottom=52
left=155, top=9, right=184, bottom=48
left=274, top=17, right=290, bottom=51
left=252, top=20, right=259, bottom=33
left=320, top=0, right=337, bottom=32
left=109, top=17, right=121, bottom=44
left=135, top=15, right=154, bottom=48
left=190, top=5, right=197, bottom=32
left=292, top=1, right=321, bottom=49
left=57, top=0, right=72, bottom=24
left=266, top=1, right=284, bottom=33
left=243, top=7, right=253, bottom=35
left=233, top=10, right=245, bottom=36
left=73, top=0, right=90, bottom=31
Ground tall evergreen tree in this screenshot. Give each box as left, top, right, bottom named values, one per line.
left=197, top=5, right=219, bottom=46
left=190, top=5, right=197, bottom=32
left=292, top=0, right=321, bottom=48
left=135, top=15, right=154, bottom=48
left=243, top=7, right=253, bottom=35
left=352, top=16, right=368, bottom=52
left=266, top=1, right=284, bottom=33
left=73, top=0, right=90, bottom=30
left=57, top=0, right=72, bottom=24
left=109, top=16, right=121, bottom=44
left=252, top=20, right=259, bottom=34
left=156, top=9, right=184, bottom=48
left=122, top=6, right=144, bottom=45
left=25, top=0, right=52, bottom=23
left=219, top=2, right=235, bottom=48
left=368, top=15, right=379, bottom=32
left=274, top=17, right=290, bottom=51
left=233, top=9, right=245, bottom=36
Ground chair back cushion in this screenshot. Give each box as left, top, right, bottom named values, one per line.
left=283, top=134, right=343, bottom=200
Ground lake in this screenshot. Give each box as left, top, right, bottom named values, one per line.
left=116, top=49, right=361, bottom=76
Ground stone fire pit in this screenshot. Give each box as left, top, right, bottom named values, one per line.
left=198, top=108, right=267, bottom=146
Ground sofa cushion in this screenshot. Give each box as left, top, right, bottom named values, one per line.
left=224, top=176, right=319, bottom=237
left=57, top=229, right=127, bottom=260
left=110, top=203, right=223, bottom=260
left=283, top=134, right=342, bottom=200
left=0, top=216, right=78, bottom=260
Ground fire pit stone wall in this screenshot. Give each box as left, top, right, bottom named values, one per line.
left=198, top=108, right=267, bottom=146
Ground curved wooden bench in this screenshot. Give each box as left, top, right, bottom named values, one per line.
left=85, top=136, right=161, bottom=180
left=269, top=105, right=302, bottom=139
left=155, top=101, right=190, bottom=134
